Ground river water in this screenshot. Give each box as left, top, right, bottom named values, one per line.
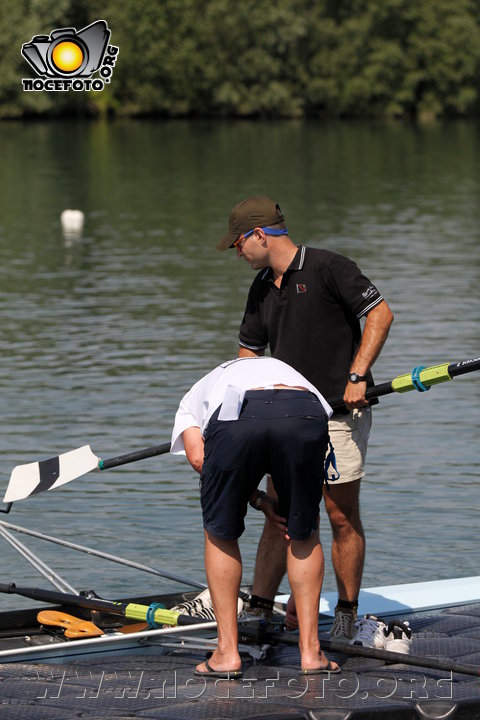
left=0, top=119, right=478, bottom=608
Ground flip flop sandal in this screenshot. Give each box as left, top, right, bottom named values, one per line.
left=194, top=659, right=243, bottom=679
left=299, top=660, right=341, bottom=675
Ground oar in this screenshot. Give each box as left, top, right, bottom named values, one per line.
left=326, top=355, right=480, bottom=410
left=244, top=628, right=480, bottom=678
left=3, top=443, right=171, bottom=504
left=0, top=582, right=212, bottom=628
left=3, top=356, right=479, bottom=504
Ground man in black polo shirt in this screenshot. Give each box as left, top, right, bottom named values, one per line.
left=216, top=196, right=394, bottom=641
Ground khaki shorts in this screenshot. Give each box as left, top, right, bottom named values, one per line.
left=327, top=407, right=372, bottom=484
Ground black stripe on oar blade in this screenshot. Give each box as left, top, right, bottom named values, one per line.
left=29, top=457, right=60, bottom=496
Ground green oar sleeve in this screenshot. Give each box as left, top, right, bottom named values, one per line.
left=391, top=363, right=451, bottom=393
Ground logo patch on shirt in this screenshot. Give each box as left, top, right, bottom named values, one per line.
left=362, top=285, right=377, bottom=299
left=296, top=283, right=307, bottom=294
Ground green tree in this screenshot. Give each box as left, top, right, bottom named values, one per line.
left=400, top=0, right=480, bottom=119
left=302, top=0, right=480, bottom=118
left=1, top=0, right=480, bottom=119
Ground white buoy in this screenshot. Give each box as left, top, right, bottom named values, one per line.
left=61, top=209, right=84, bottom=242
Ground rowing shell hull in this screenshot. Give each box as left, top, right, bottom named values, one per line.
left=1, top=577, right=480, bottom=664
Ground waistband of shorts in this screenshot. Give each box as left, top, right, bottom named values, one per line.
left=244, top=389, right=317, bottom=400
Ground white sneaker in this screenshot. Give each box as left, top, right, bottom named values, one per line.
left=330, top=607, right=357, bottom=643
left=171, top=589, right=244, bottom=621
left=350, top=614, right=388, bottom=648
left=384, top=620, right=412, bottom=654
left=350, top=615, right=413, bottom=654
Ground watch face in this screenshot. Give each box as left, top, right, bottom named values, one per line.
left=349, top=372, right=366, bottom=383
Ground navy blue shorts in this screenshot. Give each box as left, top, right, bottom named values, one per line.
left=200, top=389, right=329, bottom=541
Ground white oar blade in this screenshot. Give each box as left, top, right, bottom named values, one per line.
left=4, top=445, right=99, bottom=503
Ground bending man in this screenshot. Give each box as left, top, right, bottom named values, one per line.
left=170, top=356, right=340, bottom=677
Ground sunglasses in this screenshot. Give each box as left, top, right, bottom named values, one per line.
left=232, top=227, right=288, bottom=249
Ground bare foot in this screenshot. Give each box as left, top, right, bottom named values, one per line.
left=195, top=649, right=241, bottom=674
left=300, top=651, right=340, bottom=673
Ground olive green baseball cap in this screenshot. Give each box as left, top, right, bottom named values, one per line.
left=217, top=196, right=285, bottom=251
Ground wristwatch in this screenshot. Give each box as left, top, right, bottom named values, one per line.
left=249, top=490, right=266, bottom=510
left=348, top=372, right=368, bottom=383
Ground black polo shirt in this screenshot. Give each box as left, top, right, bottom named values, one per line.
left=238, top=246, right=384, bottom=399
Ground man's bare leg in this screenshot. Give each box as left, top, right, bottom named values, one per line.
left=287, top=531, right=339, bottom=672
left=195, top=530, right=242, bottom=673
left=285, top=480, right=364, bottom=633
left=255, top=478, right=364, bottom=603
left=251, top=475, right=287, bottom=599
left=323, top=479, right=364, bottom=603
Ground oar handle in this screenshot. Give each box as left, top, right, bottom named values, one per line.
left=99, top=442, right=171, bottom=470
left=326, top=382, right=392, bottom=413
left=326, top=356, right=480, bottom=412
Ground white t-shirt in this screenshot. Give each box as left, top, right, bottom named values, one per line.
left=170, top=357, right=332, bottom=455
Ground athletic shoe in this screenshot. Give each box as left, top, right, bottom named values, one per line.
left=350, top=615, right=413, bottom=654
left=384, top=620, right=412, bottom=654
left=329, top=606, right=357, bottom=643
left=349, top=614, right=388, bottom=648
left=170, top=589, right=243, bottom=621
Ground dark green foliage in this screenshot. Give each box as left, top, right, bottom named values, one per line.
left=1, top=0, right=480, bottom=118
